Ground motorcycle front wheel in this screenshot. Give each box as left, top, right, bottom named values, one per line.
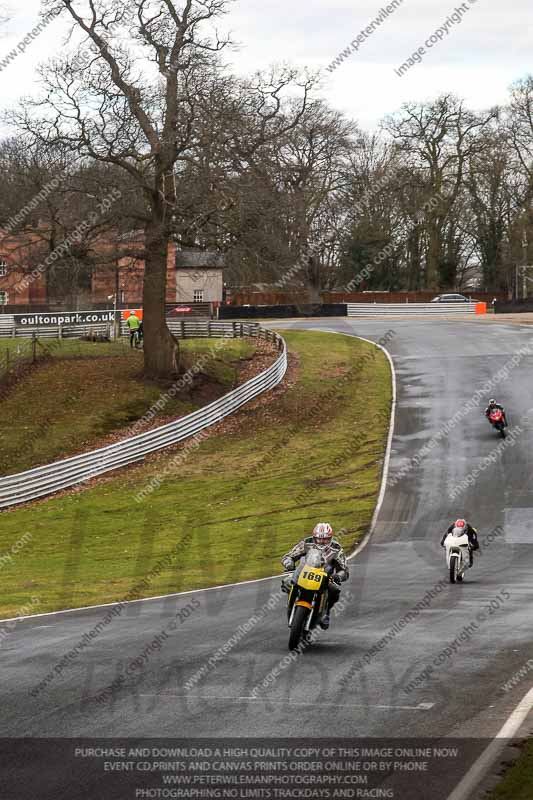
left=449, top=555, right=458, bottom=584
left=288, top=606, right=309, bottom=651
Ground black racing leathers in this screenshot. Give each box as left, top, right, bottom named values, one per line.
left=441, top=523, right=479, bottom=566
left=441, top=523, right=479, bottom=549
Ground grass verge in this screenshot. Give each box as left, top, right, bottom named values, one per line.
left=485, top=739, right=533, bottom=799
left=0, top=337, right=255, bottom=476
left=0, top=330, right=392, bottom=618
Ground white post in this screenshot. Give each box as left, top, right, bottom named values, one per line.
left=113, top=293, right=120, bottom=340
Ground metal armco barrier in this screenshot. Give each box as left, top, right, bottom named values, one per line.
left=347, top=302, right=478, bottom=316
left=0, top=319, right=261, bottom=339
left=0, top=324, right=287, bottom=509
left=0, top=315, right=15, bottom=334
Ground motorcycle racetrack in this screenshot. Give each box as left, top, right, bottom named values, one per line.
left=3, top=318, right=533, bottom=798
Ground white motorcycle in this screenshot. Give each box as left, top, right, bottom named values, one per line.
left=444, top=529, right=471, bottom=583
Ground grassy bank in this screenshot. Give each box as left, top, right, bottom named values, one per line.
left=0, top=331, right=392, bottom=618
left=0, top=337, right=255, bottom=476
left=486, top=740, right=533, bottom=799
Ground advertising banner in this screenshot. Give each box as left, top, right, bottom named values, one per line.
left=15, top=310, right=115, bottom=327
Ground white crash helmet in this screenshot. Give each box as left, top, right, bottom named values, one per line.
left=312, top=522, right=333, bottom=548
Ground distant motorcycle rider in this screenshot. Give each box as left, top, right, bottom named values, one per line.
left=281, top=522, right=349, bottom=630
left=441, top=518, right=479, bottom=567
left=485, top=399, right=508, bottom=427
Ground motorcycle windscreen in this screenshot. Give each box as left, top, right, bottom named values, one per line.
left=305, top=549, right=325, bottom=568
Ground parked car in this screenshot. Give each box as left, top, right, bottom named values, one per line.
left=431, top=293, right=478, bottom=303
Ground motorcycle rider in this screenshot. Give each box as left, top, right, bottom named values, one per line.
left=281, top=522, right=349, bottom=630
left=485, top=399, right=508, bottom=427
left=441, top=518, right=479, bottom=567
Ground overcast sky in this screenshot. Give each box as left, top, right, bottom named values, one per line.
left=0, top=0, right=531, bottom=131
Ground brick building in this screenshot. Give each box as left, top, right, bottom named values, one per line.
left=0, top=228, right=224, bottom=310
left=0, top=228, right=48, bottom=306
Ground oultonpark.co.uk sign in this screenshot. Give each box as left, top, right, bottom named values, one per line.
left=15, top=311, right=115, bottom=326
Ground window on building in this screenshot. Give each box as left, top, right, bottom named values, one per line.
left=193, top=289, right=204, bottom=302
left=0, top=292, right=8, bottom=305
left=0, top=259, right=7, bottom=277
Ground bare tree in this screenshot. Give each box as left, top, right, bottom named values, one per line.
left=12, top=0, right=313, bottom=377
left=464, top=123, right=522, bottom=291
left=383, top=95, right=497, bottom=289
left=217, top=100, right=355, bottom=298
left=507, top=76, right=533, bottom=183
left=338, top=133, right=405, bottom=290
left=273, top=101, right=356, bottom=300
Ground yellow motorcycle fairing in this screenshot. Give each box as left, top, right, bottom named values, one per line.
left=296, top=566, right=327, bottom=591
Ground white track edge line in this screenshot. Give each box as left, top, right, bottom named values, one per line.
left=446, top=685, right=533, bottom=800
left=336, top=332, right=396, bottom=562
left=0, top=573, right=287, bottom=624
left=0, top=328, right=396, bottom=624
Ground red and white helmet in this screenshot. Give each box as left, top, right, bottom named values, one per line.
left=453, top=518, right=467, bottom=535
left=312, top=522, right=333, bottom=548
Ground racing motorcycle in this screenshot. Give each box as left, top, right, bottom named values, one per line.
left=488, top=408, right=506, bottom=438
left=444, top=528, right=471, bottom=584
left=283, top=547, right=334, bottom=650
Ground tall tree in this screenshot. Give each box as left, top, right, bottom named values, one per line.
left=13, top=1, right=313, bottom=377
left=383, top=95, right=496, bottom=289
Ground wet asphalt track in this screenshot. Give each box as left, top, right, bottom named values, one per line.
left=2, top=319, right=533, bottom=794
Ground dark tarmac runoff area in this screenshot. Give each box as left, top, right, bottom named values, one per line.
left=2, top=318, right=533, bottom=800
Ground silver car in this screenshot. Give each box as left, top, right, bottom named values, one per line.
left=431, top=293, right=476, bottom=303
